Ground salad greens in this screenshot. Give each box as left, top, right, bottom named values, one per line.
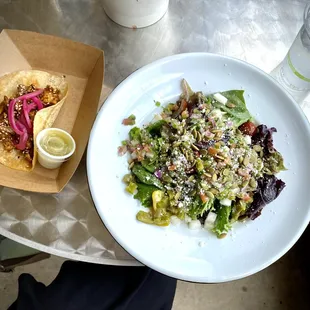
left=132, top=164, right=163, bottom=189
left=119, top=80, right=286, bottom=238
left=213, top=90, right=252, bottom=127
left=213, top=205, right=232, bottom=236
left=134, top=183, right=158, bottom=208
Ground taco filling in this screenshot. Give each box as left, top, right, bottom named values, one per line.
left=0, top=84, right=61, bottom=163
left=0, top=70, right=68, bottom=171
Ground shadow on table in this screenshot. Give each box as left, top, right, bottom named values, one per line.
left=273, top=224, right=310, bottom=309
left=293, top=224, right=310, bottom=279
left=0, top=236, right=50, bottom=272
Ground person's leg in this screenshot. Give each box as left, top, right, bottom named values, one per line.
left=8, top=273, right=47, bottom=310
left=9, top=261, right=177, bottom=310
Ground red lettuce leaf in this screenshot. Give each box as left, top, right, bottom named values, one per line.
left=245, top=174, right=286, bottom=220
left=251, top=125, right=277, bottom=154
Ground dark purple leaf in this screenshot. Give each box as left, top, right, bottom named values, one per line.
left=187, top=93, right=201, bottom=117
left=251, top=125, right=277, bottom=154
left=245, top=174, right=286, bottom=220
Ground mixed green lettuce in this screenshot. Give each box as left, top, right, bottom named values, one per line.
left=134, top=183, right=158, bottom=208
left=121, top=81, right=286, bottom=238
left=212, top=90, right=251, bottom=127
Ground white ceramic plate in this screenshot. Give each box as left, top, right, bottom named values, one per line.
left=87, top=53, right=310, bottom=283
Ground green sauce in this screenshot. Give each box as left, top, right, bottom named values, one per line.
left=40, top=130, right=73, bottom=156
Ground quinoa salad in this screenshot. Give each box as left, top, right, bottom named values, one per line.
left=118, top=80, right=286, bottom=238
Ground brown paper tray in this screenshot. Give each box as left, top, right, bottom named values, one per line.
left=0, top=30, right=104, bottom=193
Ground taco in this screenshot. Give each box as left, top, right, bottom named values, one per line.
left=0, top=70, right=68, bottom=171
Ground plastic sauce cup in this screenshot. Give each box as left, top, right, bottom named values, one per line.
left=36, top=128, right=76, bottom=169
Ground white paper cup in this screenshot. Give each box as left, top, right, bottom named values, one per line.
left=36, top=128, right=76, bottom=169
left=102, top=0, right=169, bottom=28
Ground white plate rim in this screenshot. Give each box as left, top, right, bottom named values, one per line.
left=87, top=52, right=310, bottom=283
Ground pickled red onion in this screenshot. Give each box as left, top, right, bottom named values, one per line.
left=8, top=89, right=44, bottom=150
left=15, top=131, right=28, bottom=150
left=18, top=89, right=43, bottom=101
left=8, top=89, right=43, bottom=135
left=15, top=120, right=28, bottom=150
left=19, top=114, right=31, bottom=133
left=154, top=170, right=162, bottom=179
left=32, top=97, right=43, bottom=110
left=8, top=99, right=24, bottom=135
left=16, top=120, right=27, bottom=132
left=22, top=99, right=33, bottom=131
left=27, top=101, right=36, bottom=110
